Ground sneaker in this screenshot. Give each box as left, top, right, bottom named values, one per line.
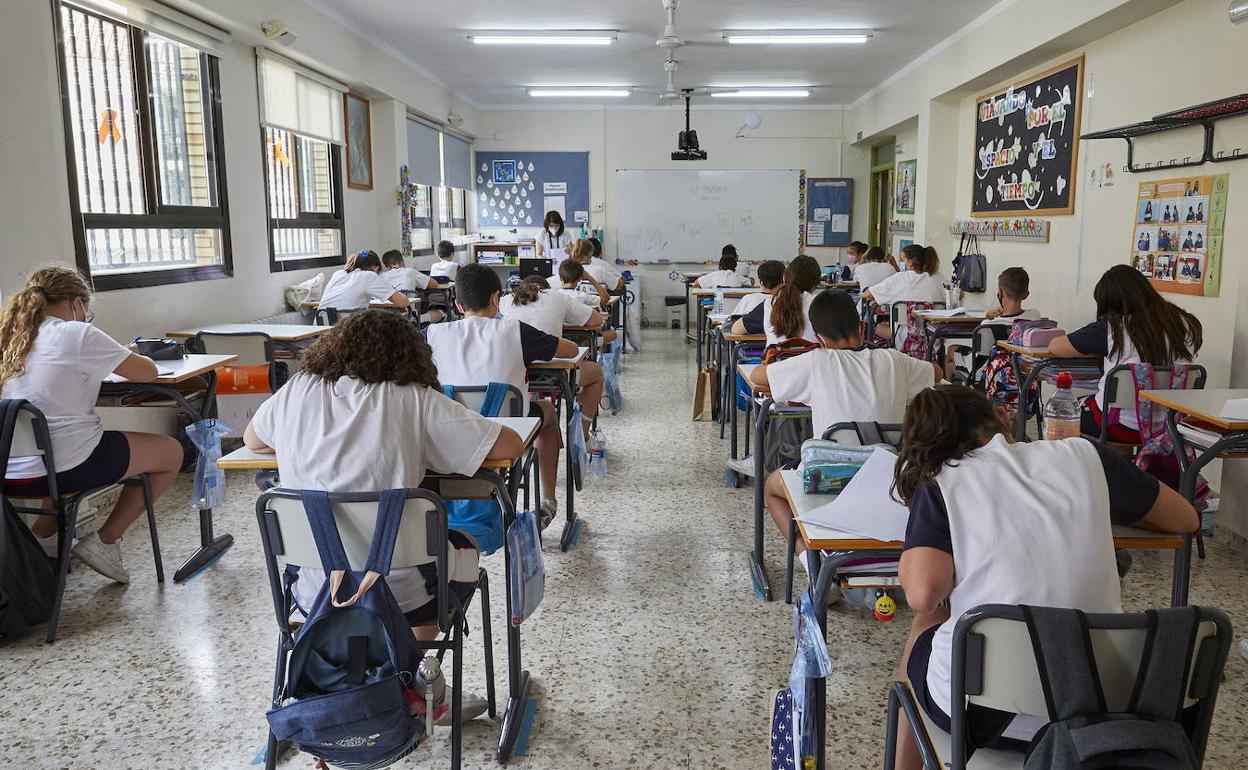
left=435, top=689, right=490, bottom=726
left=72, top=532, right=130, bottom=584
left=538, top=500, right=558, bottom=532
left=727, top=455, right=755, bottom=478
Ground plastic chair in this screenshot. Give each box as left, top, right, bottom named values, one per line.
left=883, top=603, right=1233, bottom=770
left=964, top=325, right=1009, bottom=387
left=255, top=488, right=494, bottom=770
left=2, top=400, right=163, bottom=643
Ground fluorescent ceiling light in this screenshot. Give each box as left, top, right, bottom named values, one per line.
left=723, top=29, right=872, bottom=45
left=469, top=31, right=617, bottom=46
left=527, top=88, right=631, bottom=98
left=711, top=89, right=812, bottom=99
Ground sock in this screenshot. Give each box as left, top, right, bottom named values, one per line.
left=541, top=498, right=558, bottom=513
left=800, top=555, right=812, bottom=580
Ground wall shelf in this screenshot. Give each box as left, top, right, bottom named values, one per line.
left=1081, top=93, right=1248, bottom=172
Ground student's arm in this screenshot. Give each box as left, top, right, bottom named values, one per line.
left=553, top=337, right=579, bottom=358
left=1050, top=320, right=1106, bottom=358
left=485, top=426, right=524, bottom=461
left=1136, top=483, right=1199, bottom=533
left=899, top=548, right=955, bottom=614
left=242, top=422, right=274, bottom=453
left=732, top=303, right=765, bottom=336
left=730, top=318, right=747, bottom=335
left=112, top=353, right=159, bottom=382
left=518, top=322, right=576, bottom=363
left=388, top=291, right=411, bottom=308
left=583, top=309, right=606, bottom=330
left=749, top=362, right=770, bottom=389
left=1092, top=440, right=1199, bottom=534
left=583, top=272, right=610, bottom=305
left=1048, top=335, right=1087, bottom=358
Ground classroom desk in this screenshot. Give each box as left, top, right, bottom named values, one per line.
left=747, top=394, right=812, bottom=602
left=101, top=353, right=238, bottom=582
left=301, top=299, right=404, bottom=310
left=167, top=323, right=327, bottom=341
left=679, top=272, right=708, bottom=343
left=996, top=341, right=1102, bottom=441
left=220, top=416, right=541, bottom=763
left=778, top=469, right=1188, bottom=770
left=690, top=287, right=763, bottom=369
left=914, top=312, right=987, bottom=366
left=717, top=331, right=767, bottom=444
left=1142, top=388, right=1248, bottom=605
left=529, top=347, right=590, bottom=552
left=562, top=325, right=602, bottom=361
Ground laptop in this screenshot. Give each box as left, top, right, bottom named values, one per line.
left=518, top=258, right=554, bottom=279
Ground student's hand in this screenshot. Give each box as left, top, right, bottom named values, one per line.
left=243, top=422, right=273, bottom=453
left=985, top=307, right=1003, bottom=320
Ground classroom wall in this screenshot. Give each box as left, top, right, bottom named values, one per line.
left=844, top=0, right=1248, bottom=536
left=0, top=0, right=475, bottom=342
left=472, top=107, right=854, bottom=322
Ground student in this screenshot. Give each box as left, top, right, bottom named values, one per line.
left=1048, top=265, right=1201, bottom=442
left=427, top=264, right=578, bottom=528
left=844, top=241, right=868, bottom=272
left=695, top=251, right=750, bottom=289
left=732, top=259, right=784, bottom=318
left=499, top=276, right=608, bottom=431
left=851, top=246, right=897, bottom=292
left=548, top=239, right=612, bottom=306
left=429, top=241, right=460, bottom=281
left=319, top=250, right=410, bottom=312
left=731, top=255, right=822, bottom=345
left=749, top=291, right=939, bottom=560
left=889, top=385, right=1197, bottom=770
left=943, top=267, right=1039, bottom=379
left=861, top=244, right=946, bottom=345
left=381, top=249, right=445, bottom=323
left=535, top=211, right=573, bottom=260
left=0, top=267, right=183, bottom=582
left=555, top=259, right=606, bottom=309
left=587, top=237, right=624, bottom=291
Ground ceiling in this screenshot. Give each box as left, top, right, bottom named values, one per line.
left=311, top=0, right=1004, bottom=108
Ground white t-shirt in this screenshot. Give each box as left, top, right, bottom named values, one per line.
left=319, top=269, right=397, bottom=310
left=381, top=267, right=433, bottom=292
left=852, top=262, right=897, bottom=291
left=760, top=292, right=818, bottom=346
left=499, top=289, right=592, bottom=339
left=696, top=270, right=749, bottom=289
left=767, top=347, right=934, bottom=437
left=429, top=260, right=459, bottom=280
left=557, top=286, right=601, bottom=308
left=732, top=290, right=771, bottom=318
left=868, top=270, right=946, bottom=307
left=586, top=257, right=622, bottom=288
left=3, top=318, right=132, bottom=478
left=249, top=372, right=499, bottom=612
left=538, top=230, right=574, bottom=258
left=427, top=316, right=531, bottom=397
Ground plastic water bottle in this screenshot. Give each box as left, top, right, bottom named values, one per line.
left=714, top=287, right=725, bottom=313
left=588, top=430, right=607, bottom=478
left=414, top=656, right=445, bottom=735
left=1043, top=371, right=1081, bottom=440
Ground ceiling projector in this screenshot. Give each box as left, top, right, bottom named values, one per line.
left=672, top=93, right=707, bottom=160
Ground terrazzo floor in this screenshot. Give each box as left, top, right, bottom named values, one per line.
left=3, top=328, right=1247, bottom=769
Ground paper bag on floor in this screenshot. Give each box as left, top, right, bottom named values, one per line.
left=693, top=365, right=716, bottom=421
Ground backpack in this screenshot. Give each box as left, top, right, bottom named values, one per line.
left=1021, top=605, right=1202, bottom=770
left=266, top=490, right=426, bottom=769
left=440, top=383, right=512, bottom=555
left=0, top=400, right=57, bottom=640
left=953, top=234, right=988, bottom=293
left=980, top=346, right=1041, bottom=418
left=898, top=302, right=937, bottom=361
left=762, top=338, right=819, bottom=365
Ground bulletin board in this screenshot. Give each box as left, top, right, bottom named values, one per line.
left=472, top=151, right=590, bottom=230
left=804, top=178, right=853, bottom=248
left=972, top=56, right=1083, bottom=216
left=1127, top=173, right=1227, bottom=297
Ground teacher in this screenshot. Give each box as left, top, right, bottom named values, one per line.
left=535, top=211, right=574, bottom=260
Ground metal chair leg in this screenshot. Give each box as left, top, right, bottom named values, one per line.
left=137, top=473, right=164, bottom=582
left=450, top=620, right=464, bottom=770
left=45, top=504, right=75, bottom=644
left=1196, top=528, right=1207, bottom=560
left=785, top=515, right=797, bottom=605
left=479, top=568, right=497, bottom=718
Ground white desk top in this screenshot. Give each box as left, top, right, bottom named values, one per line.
left=106, top=354, right=238, bottom=385
left=690, top=287, right=761, bottom=297
left=167, top=323, right=327, bottom=341
left=1142, top=389, right=1248, bottom=431
left=530, top=346, right=589, bottom=369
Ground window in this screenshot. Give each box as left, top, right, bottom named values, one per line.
left=54, top=2, right=232, bottom=289
left=408, top=184, right=434, bottom=255
left=404, top=116, right=475, bottom=257
left=439, top=187, right=468, bottom=246
left=263, top=127, right=345, bottom=269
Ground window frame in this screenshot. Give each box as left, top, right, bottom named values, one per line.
left=260, top=126, right=347, bottom=272
left=408, top=182, right=436, bottom=257
left=52, top=1, right=233, bottom=291
left=440, top=187, right=469, bottom=253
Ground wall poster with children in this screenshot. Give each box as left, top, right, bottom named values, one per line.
left=1128, top=174, right=1227, bottom=297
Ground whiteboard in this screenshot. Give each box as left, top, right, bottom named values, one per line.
left=615, top=169, right=801, bottom=263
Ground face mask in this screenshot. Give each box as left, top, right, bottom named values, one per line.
left=996, top=291, right=1005, bottom=307
left=73, top=299, right=93, bottom=324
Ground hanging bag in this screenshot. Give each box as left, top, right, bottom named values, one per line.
left=0, top=400, right=57, bottom=639
left=506, top=507, right=545, bottom=626
left=440, top=383, right=512, bottom=555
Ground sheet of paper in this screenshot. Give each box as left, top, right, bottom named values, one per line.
left=807, top=221, right=825, bottom=245
left=922, top=307, right=970, bottom=318
left=798, top=449, right=910, bottom=542
left=813, top=207, right=831, bottom=222
left=543, top=181, right=567, bottom=194
left=542, top=195, right=566, bottom=220
left=157, top=363, right=178, bottom=376
left=830, top=213, right=850, bottom=232
left=1219, top=397, right=1248, bottom=420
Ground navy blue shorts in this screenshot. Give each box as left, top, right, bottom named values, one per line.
left=907, top=624, right=1019, bottom=750
left=4, top=431, right=131, bottom=497
left=907, top=625, right=952, bottom=731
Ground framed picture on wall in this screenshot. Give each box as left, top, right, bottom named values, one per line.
left=344, top=92, right=372, bottom=190
left=895, top=159, right=917, bottom=216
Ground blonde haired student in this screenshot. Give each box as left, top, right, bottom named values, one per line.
left=0, top=267, right=183, bottom=582
left=731, top=255, right=821, bottom=345
left=851, top=246, right=897, bottom=292
left=428, top=265, right=577, bottom=529
left=586, top=237, right=624, bottom=291
left=319, top=250, right=410, bottom=312
left=748, top=291, right=938, bottom=561
left=861, top=243, right=946, bottom=345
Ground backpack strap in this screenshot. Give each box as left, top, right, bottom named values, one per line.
left=0, top=400, right=23, bottom=484
left=1128, top=606, right=1200, bottom=720
left=299, top=490, right=357, bottom=606
left=479, top=381, right=510, bottom=417
left=855, top=422, right=884, bottom=446
left=1022, top=605, right=1107, bottom=722
left=324, top=489, right=409, bottom=609
left=441, top=384, right=456, bottom=399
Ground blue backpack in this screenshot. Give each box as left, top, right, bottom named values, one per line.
left=441, top=383, right=512, bottom=555
left=266, top=490, right=425, bottom=769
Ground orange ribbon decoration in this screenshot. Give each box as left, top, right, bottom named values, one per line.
left=97, top=109, right=122, bottom=145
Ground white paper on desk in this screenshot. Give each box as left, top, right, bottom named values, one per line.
left=798, top=449, right=909, bottom=542
left=157, top=363, right=178, bottom=376
left=1220, top=397, right=1248, bottom=420
left=922, top=307, right=969, bottom=318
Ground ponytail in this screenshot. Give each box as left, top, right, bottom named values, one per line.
left=892, top=385, right=1003, bottom=504
left=0, top=267, right=92, bottom=389
left=901, top=244, right=938, bottom=275
left=921, top=246, right=940, bottom=275
left=510, top=275, right=547, bottom=306
left=769, top=255, right=821, bottom=340
left=570, top=239, right=594, bottom=263
left=345, top=250, right=381, bottom=273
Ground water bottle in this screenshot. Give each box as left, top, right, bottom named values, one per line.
left=714, top=287, right=724, bottom=313
left=413, top=655, right=445, bottom=735
left=588, top=430, right=607, bottom=478
left=1043, top=371, right=1081, bottom=440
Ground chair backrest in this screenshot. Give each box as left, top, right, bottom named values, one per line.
left=443, top=383, right=525, bottom=417
left=1102, top=363, right=1207, bottom=414
left=0, top=400, right=62, bottom=500
left=822, top=421, right=903, bottom=448
left=968, top=325, right=1009, bottom=381
left=889, top=300, right=945, bottom=339
left=315, top=307, right=360, bottom=326
left=193, top=331, right=275, bottom=367
left=950, top=604, right=1232, bottom=766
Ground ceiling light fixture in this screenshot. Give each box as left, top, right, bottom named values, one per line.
left=469, top=31, right=618, bottom=46
left=711, top=89, right=812, bottom=99
left=527, top=88, right=631, bottom=98
left=722, top=29, right=872, bottom=45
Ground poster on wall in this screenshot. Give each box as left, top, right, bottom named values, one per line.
left=972, top=56, right=1083, bottom=217
left=895, top=160, right=916, bottom=216
left=1128, top=174, right=1227, bottom=297
left=475, top=151, right=589, bottom=231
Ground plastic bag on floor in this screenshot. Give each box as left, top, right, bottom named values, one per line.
left=186, top=418, right=232, bottom=510
left=506, top=507, right=545, bottom=626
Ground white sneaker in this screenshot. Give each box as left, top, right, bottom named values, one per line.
left=72, top=532, right=130, bottom=584
left=727, top=455, right=755, bottom=478
left=35, top=533, right=61, bottom=559
left=435, top=689, right=490, bottom=726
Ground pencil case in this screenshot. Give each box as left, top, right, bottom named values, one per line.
left=799, top=441, right=892, bottom=495
left=1020, top=327, right=1065, bottom=348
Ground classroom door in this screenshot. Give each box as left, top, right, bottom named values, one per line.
left=869, top=167, right=894, bottom=249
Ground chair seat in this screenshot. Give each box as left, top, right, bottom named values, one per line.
left=905, top=682, right=1024, bottom=770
